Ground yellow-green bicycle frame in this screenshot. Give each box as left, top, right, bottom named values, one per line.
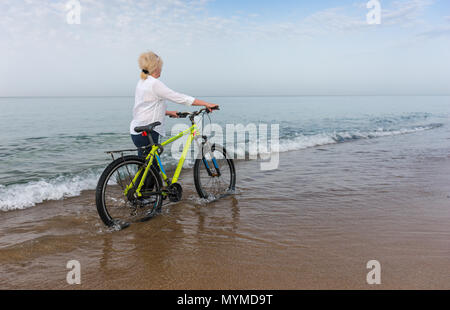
left=124, top=123, right=200, bottom=197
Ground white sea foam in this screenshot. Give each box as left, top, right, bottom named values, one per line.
left=233, top=124, right=441, bottom=157
left=0, top=123, right=442, bottom=211
left=279, top=125, right=440, bottom=151
left=0, top=170, right=100, bottom=211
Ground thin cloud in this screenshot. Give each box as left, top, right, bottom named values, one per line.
left=416, top=25, right=450, bottom=38
left=0, top=0, right=439, bottom=49
left=415, top=10, right=450, bottom=39
left=382, top=0, right=434, bottom=26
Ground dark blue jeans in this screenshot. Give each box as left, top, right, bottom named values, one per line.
left=131, top=131, right=160, bottom=158
left=131, top=131, right=160, bottom=191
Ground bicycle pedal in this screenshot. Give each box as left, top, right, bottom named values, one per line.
left=168, top=183, right=183, bottom=202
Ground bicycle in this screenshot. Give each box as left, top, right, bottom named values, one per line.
left=95, top=107, right=236, bottom=229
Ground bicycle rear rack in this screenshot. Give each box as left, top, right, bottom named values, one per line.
left=105, top=147, right=147, bottom=161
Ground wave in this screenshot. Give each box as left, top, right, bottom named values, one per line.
left=277, top=123, right=443, bottom=152
left=233, top=123, right=443, bottom=156
left=0, top=169, right=101, bottom=211
left=0, top=123, right=443, bottom=211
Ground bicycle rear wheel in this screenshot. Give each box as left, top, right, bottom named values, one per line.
left=95, top=155, right=163, bottom=228
left=194, top=144, right=236, bottom=199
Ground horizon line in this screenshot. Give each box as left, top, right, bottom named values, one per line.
left=1, top=94, right=450, bottom=99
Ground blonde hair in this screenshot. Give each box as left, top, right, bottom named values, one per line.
left=138, top=51, right=163, bottom=79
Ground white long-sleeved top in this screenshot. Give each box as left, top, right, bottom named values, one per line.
left=130, top=76, right=195, bottom=136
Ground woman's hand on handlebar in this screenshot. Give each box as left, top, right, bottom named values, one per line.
left=166, top=110, right=179, bottom=118
left=205, top=103, right=219, bottom=112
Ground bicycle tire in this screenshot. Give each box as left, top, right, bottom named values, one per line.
left=193, top=144, right=236, bottom=199
left=95, top=155, right=163, bottom=227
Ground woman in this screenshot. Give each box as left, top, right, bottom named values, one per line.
left=130, top=51, right=218, bottom=156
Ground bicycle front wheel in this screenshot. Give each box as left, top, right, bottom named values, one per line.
left=95, top=155, right=163, bottom=228
left=194, top=144, right=236, bottom=199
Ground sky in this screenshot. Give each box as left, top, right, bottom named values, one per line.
left=0, top=0, right=449, bottom=96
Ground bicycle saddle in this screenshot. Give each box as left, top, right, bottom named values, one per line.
left=134, top=121, right=161, bottom=133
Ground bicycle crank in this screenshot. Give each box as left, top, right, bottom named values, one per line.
left=167, top=183, right=183, bottom=202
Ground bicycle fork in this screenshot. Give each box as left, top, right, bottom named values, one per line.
left=198, top=136, right=221, bottom=177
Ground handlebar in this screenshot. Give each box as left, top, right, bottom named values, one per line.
left=176, top=112, right=190, bottom=118
left=170, top=106, right=220, bottom=119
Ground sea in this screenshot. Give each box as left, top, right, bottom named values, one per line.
left=0, top=95, right=449, bottom=211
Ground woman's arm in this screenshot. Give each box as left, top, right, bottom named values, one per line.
left=192, top=99, right=219, bottom=111
left=152, top=79, right=195, bottom=106
left=153, top=79, right=218, bottom=111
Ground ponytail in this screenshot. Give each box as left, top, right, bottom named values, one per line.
left=138, top=51, right=163, bottom=80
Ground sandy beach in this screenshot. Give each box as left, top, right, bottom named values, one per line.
left=1, top=124, right=449, bottom=290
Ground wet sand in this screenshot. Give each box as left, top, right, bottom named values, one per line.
left=1, top=127, right=449, bottom=289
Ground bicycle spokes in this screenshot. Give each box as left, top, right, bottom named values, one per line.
left=195, top=145, right=235, bottom=199
left=98, top=158, right=162, bottom=225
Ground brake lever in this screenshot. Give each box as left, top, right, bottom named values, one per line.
left=206, top=106, right=220, bottom=113
left=176, top=112, right=190, bottom=118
